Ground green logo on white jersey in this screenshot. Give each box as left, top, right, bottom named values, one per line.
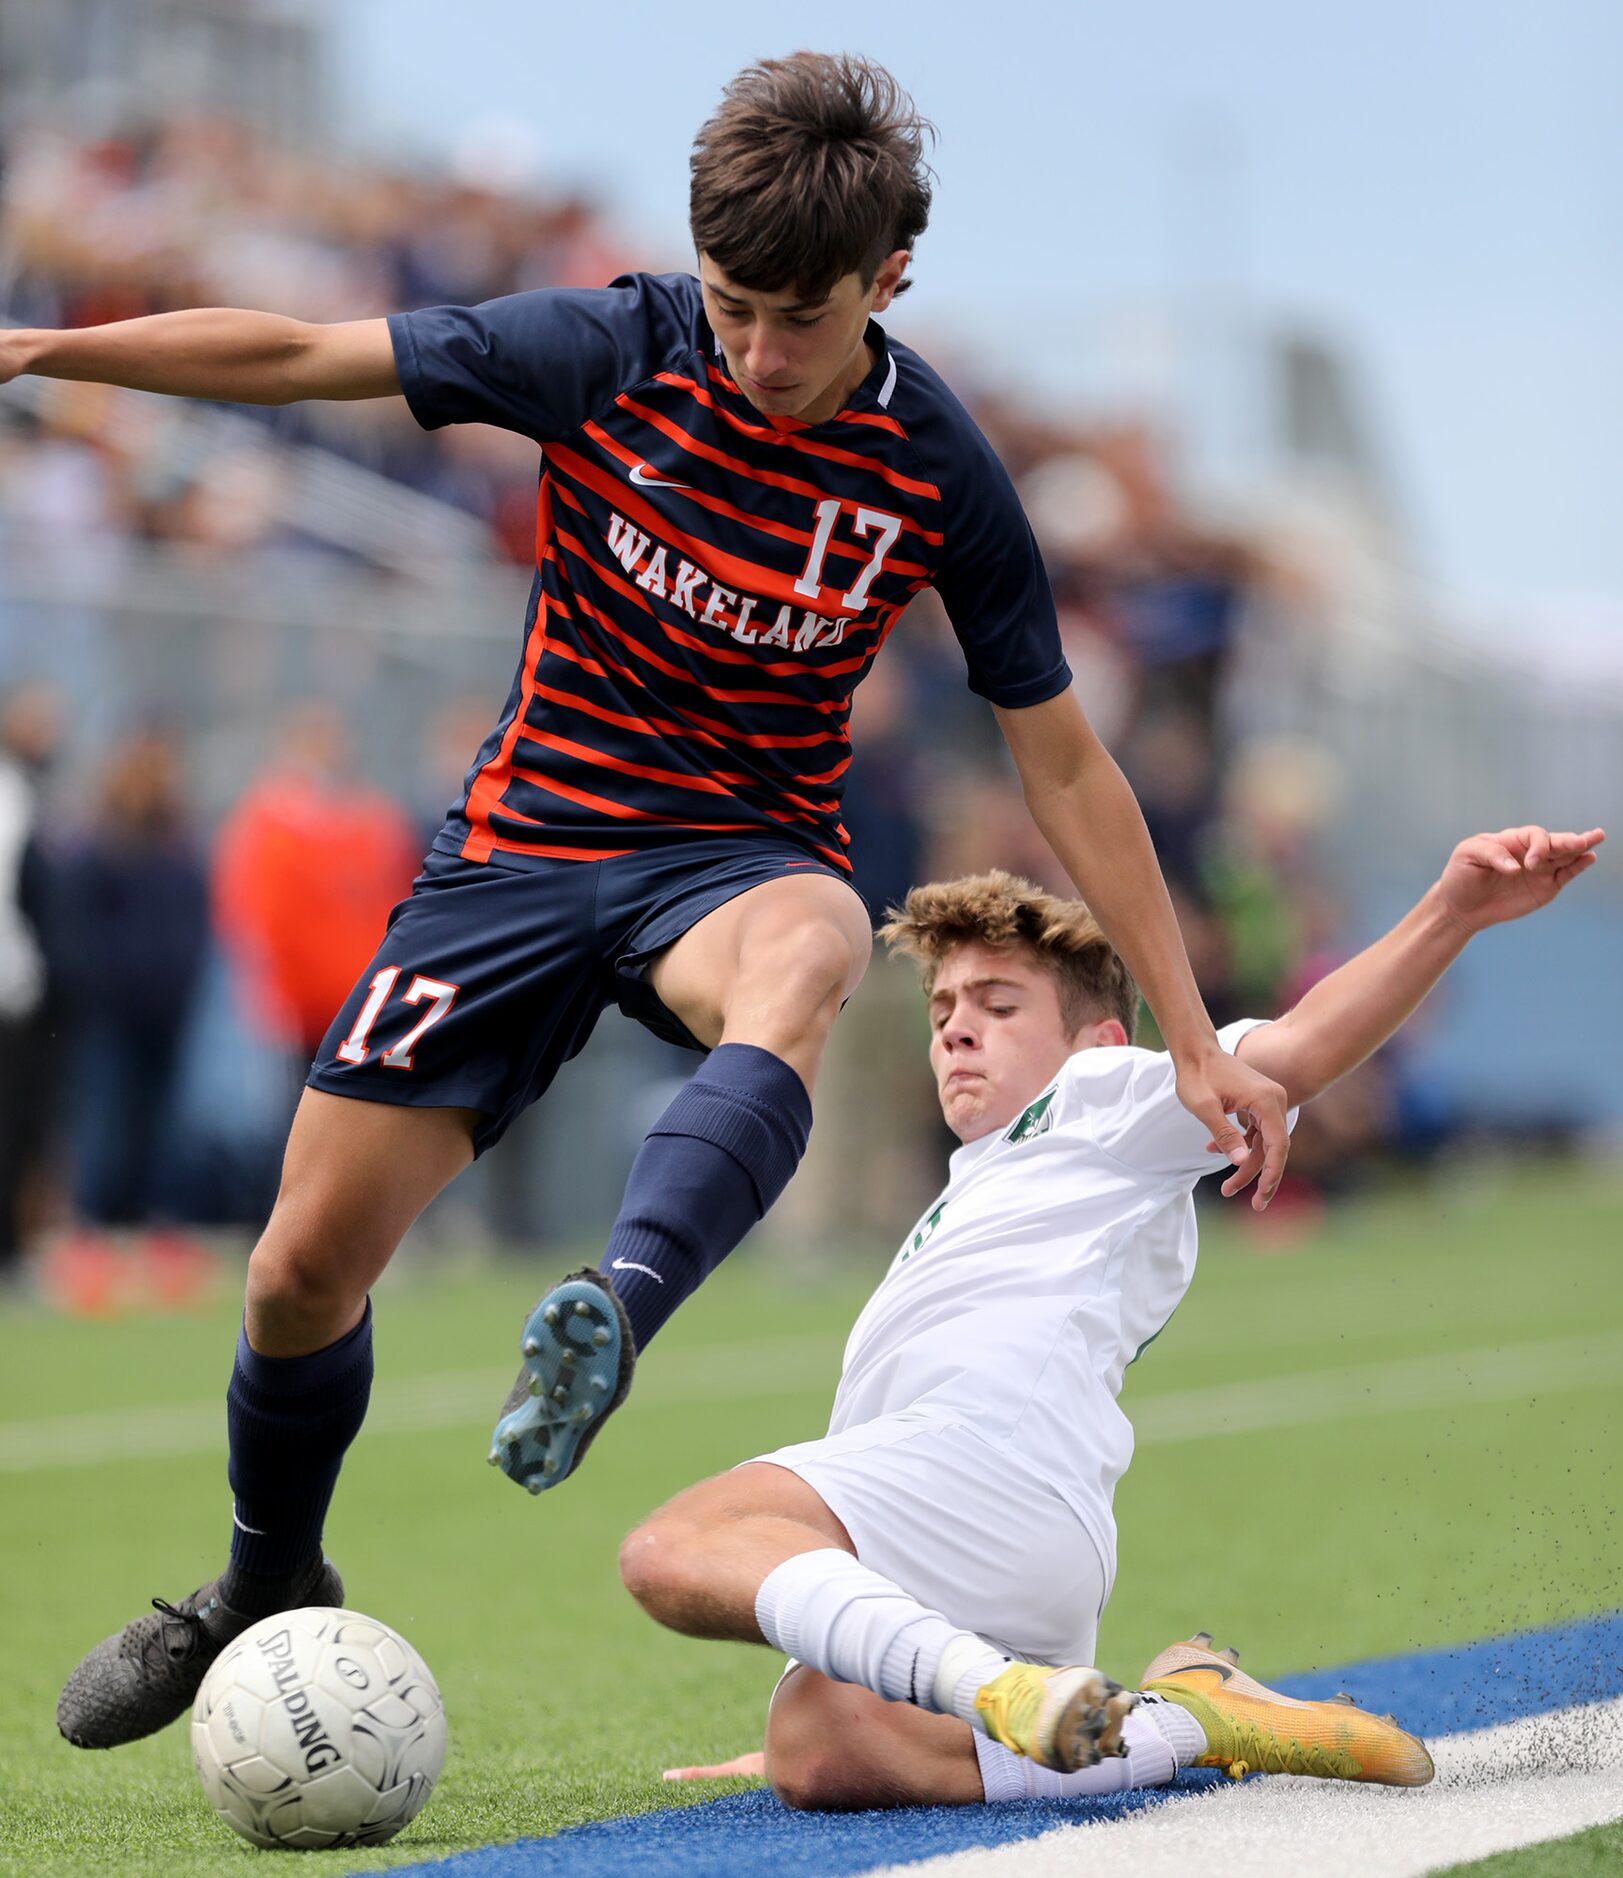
left=1005, top=1088, right=1056, bottom=1143
left=902, top=1201, right=946, bottom=1261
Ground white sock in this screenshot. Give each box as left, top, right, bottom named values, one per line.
left=973, top=1707, right=1181, bottom=1800
left=1137, top=1691, right=1207, bottom=1766
left=755, top=1549, right=1008, bottom=1724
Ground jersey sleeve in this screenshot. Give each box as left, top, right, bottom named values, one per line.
left=387, top=272, right=696, bottom=443
left=1071, top=1019, right=1299, bottom=1185
left=906, top=381, right=1072, bottom=709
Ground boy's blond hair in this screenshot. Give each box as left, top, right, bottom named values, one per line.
left=880, top=870, right=1140, bottom=1043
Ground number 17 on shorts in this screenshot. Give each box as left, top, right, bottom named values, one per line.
left=334, top=968, right=459, bottom=1071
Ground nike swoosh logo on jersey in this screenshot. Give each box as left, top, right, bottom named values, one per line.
left=629, top=463, right=690, bottom=490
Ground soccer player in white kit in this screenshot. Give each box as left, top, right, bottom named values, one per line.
left=620, top=822, right=1603, bottom=1809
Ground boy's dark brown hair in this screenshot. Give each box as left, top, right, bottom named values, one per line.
left=690, top=52, right=934, bottom=298
left=881, top=871, right=1142, bottom=1044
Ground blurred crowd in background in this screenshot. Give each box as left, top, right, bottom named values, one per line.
left=0, top=113, right=1496, bottom=1298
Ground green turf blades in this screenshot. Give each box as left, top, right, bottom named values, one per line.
left=1430, top=1820, right=1623, bottom=1876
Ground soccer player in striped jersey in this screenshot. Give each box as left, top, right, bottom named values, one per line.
left=17, top=54, right=1292, bottom=1749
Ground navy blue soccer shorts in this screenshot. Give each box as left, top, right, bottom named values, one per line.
left=306, top=838, right=850, bottom=1154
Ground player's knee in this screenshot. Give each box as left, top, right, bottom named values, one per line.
left=245, top=1214, right=368, bottom=1349
left=764, top=1677, right=863, bottom=1811
left=743, top=916, right=871, bottom=1028
left=767, top=1745, right=856, bottom=1812
left=617, top=1517, right=702, bottom=1626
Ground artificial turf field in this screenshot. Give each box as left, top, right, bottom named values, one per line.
left=1, top=1163, right=1618, bottom=1877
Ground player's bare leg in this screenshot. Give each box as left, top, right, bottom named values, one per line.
left=58, top=1092, right=477, bottom=1749
left=619, top=1461, right=857, bottom=1639
left=491, top=876, right=872, bottom=1493
left=766, top=1667, right=984, bottom=1809
left=648, top=870, right=874, bottom=1090
left=247, top=1089, right=478, bottom=1355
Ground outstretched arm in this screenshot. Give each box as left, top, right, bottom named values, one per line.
left=995, top=688, right=1290, bottom=1209
left=1234, top=825, right=1604, bottom=1124
left=0, top=311, right=398, bottom=405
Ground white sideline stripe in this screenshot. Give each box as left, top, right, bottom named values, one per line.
left=872, top=1697, right=1623, bottom=1878
left=2, top=1327, right=1621, bottom=1476
left=1128, top=1328, right=1623, bottom=1444
left=0, top=1334, right=839, bottom=1474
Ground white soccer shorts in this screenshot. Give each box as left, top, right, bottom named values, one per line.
left=750, top=1411, right=1114, bottom=1667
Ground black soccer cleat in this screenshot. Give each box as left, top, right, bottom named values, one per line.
left=488, top=1267, right=635, bottom=1494
left=57, top=1556, right=343, bottom=1749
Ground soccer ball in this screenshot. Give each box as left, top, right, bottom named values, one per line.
left=191, top=1606, right=447, bottom=1850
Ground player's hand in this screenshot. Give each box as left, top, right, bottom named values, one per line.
left=662, top=1751, right=766, bottom=1781
left=1434, top=825, right=1604, bottom=933
left=1178, top=1047, right=1290, bottom=1210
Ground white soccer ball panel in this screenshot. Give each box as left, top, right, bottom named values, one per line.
left=362, top=1689, right=422, bottom=1732
left=364, top=1771, right=438, bottom=1839
left=204, top=1686, right=266, bottom=1764
left=263, top=1797, right=342, bottom=1851
left=373, top=1632, right=409, bottom=1680
left=297, top=1762, right=392, bottom=1838
left=332, top=1615, right=389, bottom=1650
left=222, top=1752, right=293, bottom=1797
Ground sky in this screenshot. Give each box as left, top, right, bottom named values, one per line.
left=320, top=0, right=1621, bottom=630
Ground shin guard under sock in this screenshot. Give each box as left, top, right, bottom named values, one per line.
left=223, top=1300, right=373, bottom=1598
left=600, top=1043, right=811, bottom=1351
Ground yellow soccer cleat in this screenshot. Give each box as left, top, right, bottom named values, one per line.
left=974, top=1662, right=1137, bottom=1773
left=1141, top=1633, right=1434, bottom=1787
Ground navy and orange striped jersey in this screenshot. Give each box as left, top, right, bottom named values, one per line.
left=389, top=273, right=1070, bottom=872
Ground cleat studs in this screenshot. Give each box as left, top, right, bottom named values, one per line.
left=1380, top=1713, right=1399, bottom=1725
left=522, top=1336, right=541, bottom=1357
left=526, top=1479, right=544, bottom=1495
left=528, top=1377, right=542, bottom=1396
left=542, top=1305, right=560, bottom=1326
left=592, top=1327, right=610, bottom=1348
left=1218, top=1646, right=1240, bottom=1665
left=487, top=1448, right=502, bottom=1466
left=551, top=1384, right=569, bottom=1402
left=573, top=1299, right=591, bottom=1317
left=1332, top=1691, right=1356, bottom=1706
left=1191, top=1631, right=1214, bottom=1648
left=560, top=1349, right=576, bottom=1367
left=543, top=1456, right=560, bottom=1476
left=590, top=1376, right=610, bottom=1394
left=573, top=1406, right=592, bottom=1424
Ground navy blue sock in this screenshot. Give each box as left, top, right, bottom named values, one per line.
left=600, top=1043, right=812, bottom=1351
left=222, top=1300, right=373, bottom=1602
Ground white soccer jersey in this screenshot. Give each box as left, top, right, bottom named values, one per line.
left=824, top=1019, right=1290, bottom=1568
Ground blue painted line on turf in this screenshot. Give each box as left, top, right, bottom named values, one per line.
left=375, top=1612, right=1623, bottom=1878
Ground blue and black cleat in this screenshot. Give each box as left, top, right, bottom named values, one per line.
left=489, top=1267, right=636, bottom=1493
